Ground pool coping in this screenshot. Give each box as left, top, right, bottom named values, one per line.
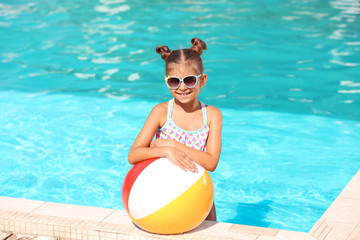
left=1, top=169, right=359, bottom=240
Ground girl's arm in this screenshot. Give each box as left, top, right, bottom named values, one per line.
left=151, top=106, right=222, bottom=172
left=127, top=103, right=198, bottom=172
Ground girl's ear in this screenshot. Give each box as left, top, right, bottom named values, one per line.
left=200, top=73, right=208, bottom=88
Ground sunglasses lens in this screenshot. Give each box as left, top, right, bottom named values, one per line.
left=167, top=77, right=180, bottom=88
left=184, top=76, right=197, bottom=87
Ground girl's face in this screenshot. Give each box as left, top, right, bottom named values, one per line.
left=166, top=63, right=207, bottom=105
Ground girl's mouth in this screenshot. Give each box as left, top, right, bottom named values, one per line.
left=178, top=92, right=190, bottom=97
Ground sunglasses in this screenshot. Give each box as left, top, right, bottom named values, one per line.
left=165, top=74, right=202, bottom=89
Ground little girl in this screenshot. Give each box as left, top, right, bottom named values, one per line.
left=128, top=38, right=222, bottom=221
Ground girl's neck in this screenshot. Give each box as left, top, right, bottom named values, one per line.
left=173, top=98, right=200, bottom=113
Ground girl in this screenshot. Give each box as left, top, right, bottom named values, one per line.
left=128, top=38, right=222, bottom=221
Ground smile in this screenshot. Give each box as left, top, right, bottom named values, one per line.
left=178, top=92, right=190, bottom=96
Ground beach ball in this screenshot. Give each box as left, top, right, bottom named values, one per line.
left=122, top=157, right=214, bottom=234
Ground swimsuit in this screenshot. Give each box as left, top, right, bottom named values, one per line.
left=156, top=99, right=209, bottom=151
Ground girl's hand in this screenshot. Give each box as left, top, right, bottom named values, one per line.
left=150, top=139, right=175, bottom=148
left=164, top=147, right=198, bottom=173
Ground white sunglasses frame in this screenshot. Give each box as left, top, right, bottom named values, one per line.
left=164, top=74, right=203, bottom=89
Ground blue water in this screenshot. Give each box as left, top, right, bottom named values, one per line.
left=1, top=0, right=360, bottom=232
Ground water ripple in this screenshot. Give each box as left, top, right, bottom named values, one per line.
left=0, top=3, right=35, bottom=19
left=94, top=4, right=130, bottom=15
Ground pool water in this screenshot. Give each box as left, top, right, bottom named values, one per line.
left=1, top=0, right=360, bottom=232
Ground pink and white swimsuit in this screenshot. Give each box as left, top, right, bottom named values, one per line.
left=156, top=99, right=209, bottom=151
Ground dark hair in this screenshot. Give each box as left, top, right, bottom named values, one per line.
left=156, top=38, right=207, bottom=74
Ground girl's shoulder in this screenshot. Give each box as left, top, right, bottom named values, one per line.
left=204, top=104, right=223, bottom=123
left=152, top=101, right=168, bottom=115
left=149, top=102, right=168, bottom=126
left=205, top=104, right=222, bottom=116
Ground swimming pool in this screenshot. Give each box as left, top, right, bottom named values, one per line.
left=1, top=0, right=359, bottom=232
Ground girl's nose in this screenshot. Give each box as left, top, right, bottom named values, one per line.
left=178, top=81, right=187, bottom=90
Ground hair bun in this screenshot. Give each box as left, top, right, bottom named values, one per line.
left=156, top=46, right=172, bottom=61
left=190, top=38, right=207, bottom=55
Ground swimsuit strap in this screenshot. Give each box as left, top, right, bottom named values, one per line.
left=200, top=101, right=207, bottom=125
left=167, top=99, right=174, bottom=119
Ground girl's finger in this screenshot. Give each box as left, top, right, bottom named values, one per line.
left=172, top=158, right=188, bottom=172
left=181, top=158, right=198, bottom=173
left=184, top=154, right=198, bottom=173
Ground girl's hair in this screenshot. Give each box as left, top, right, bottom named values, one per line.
left=156, top=38, right=207, bottom=74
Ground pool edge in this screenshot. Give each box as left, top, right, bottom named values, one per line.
left=1, top=169, right=359, bottom=240
left=309, top=168, right=360, bottom=239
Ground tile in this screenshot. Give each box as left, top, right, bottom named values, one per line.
left=100, top=223, right=134, bottom=234
left=322, top=197, right=360, bottom=224
left=256, top=236, right=276, bottom=240
left=188, top=221, right=226, bottom=234
left=323, top=222, right=356, bottom=240
left=229, top=224, right=278, bottom=236
left=339, top=170, right=360, bottom=200
left=275, top=230, right=316, bottom=240
left=36, top=237, right=55, bottom=240
left=30, top=202, right=114, bottom=222
left=5, top=233, right=17, bottom=240
left=348, top=222, right=360, bottom=240
left=0, top=209, right=17, bottom=219
left=4, top=191, right=360, bottom=240
left=314, top=220, right=336, bottom=240
left=0, top=232, right=11, bottom=239
left=197, top=231, right=258, bottom=240
left=101, top=210, right=132, bottom=225
left=0, top=197, right=45, bottom=213
left=186, top=221, right=250, bottom=239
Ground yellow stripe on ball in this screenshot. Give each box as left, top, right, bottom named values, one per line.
left=134, top=171, right=214, bottom=234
